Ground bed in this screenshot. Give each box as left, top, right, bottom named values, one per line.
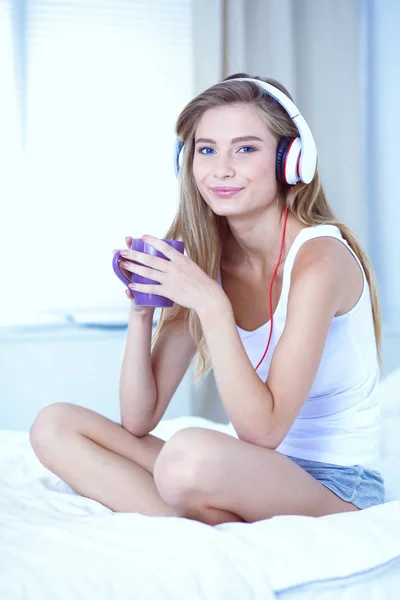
left=1, top=369, right=400, bottom=600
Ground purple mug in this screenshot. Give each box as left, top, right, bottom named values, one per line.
left=112, top=238, right=185, bottom=307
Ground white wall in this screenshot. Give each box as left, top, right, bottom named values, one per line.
left=1, top=322, right=398, bottom=431
left=0, top=325, right=194, bottom=431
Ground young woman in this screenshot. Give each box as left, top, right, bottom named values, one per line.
left=30, top=74, right=385, bottom=524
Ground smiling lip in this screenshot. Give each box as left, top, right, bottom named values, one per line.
left=211, top=187, right=243, bottom=198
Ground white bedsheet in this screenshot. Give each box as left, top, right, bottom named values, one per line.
left=1, top=368, right=400, bottom=599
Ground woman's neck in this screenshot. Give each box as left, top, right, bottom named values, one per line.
left=222, top=210, right=306, bottom=272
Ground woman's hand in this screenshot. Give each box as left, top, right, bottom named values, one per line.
left=112, top=236, right=155, bottom=316
left=119, top=234, right=227, bottom=314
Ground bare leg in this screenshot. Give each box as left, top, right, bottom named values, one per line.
left=154, top=428, right=360, bottom=525
left=30, top=402, right=177, bottom=516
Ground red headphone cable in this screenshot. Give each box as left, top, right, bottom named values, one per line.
left=255, top=203, right=290, bottom=371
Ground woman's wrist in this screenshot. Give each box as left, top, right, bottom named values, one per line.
left=196, top=290, right=232, bottom=325
left=128, top=302, right=155, bottom=320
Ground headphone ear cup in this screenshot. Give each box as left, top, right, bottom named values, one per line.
left=174, top=138, right=184, bottom=177
left=276, top=136, right=302, bottom=185
left=276, top=137, right=293, bottom=184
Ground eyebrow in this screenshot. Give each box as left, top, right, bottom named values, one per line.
left=194, top=135, right=264, bottom=145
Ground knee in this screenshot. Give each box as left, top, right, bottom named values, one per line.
left=29, top=402, right=77, bottom=466
left=153, top=428, right=211, bottom=507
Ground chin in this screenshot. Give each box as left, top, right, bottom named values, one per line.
left=211, top=205, right=247, bottom=218
left=201, top=193, right=251, bottom=217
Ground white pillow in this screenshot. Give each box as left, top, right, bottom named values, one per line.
left=378, top=367, right=400, bottom=501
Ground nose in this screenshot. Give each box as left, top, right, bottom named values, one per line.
left=213, top=154, right=235, bottom=179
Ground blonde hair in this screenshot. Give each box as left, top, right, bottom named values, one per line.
left=151, top=73, right=382, bottom=381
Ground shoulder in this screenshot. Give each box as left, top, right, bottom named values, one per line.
left=288, top=235, right=350, bottom=315
left=293, top=233, right=349, bottom=277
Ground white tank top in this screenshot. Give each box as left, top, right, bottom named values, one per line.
left=217, top=225, right=381, bottom=469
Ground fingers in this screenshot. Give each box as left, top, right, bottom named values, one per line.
left=141, top=235, right=174, bottom=259
left=111, top=238, right=135, bottom=301
left=121, top=251, right=167, bottom=272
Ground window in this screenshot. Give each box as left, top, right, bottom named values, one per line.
left=0, top=0, right=193, bottom=326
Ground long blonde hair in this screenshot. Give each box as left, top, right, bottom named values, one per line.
left=151, top=73, right=382, bottom=381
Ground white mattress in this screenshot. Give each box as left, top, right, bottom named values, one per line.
left=1, top=368, right=400, bottom=600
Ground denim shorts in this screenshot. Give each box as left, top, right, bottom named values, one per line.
left=287, top=455, right=385, bottom=510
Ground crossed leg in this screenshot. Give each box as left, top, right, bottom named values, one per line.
left=30, top=404, right=359, bottom=525
left=153, top=427, right=360, bottom=525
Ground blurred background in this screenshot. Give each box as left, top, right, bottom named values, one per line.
left=1, top=0, right=399, bottom=430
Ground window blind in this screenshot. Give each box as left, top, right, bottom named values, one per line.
left=0, top=0, right=192, bottom=326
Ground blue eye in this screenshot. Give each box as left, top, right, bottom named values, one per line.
left=199, top=147, right=215, bottom=155
left=198, top=146, right=255, bottom=155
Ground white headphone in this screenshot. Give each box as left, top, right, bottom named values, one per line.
left=174, top=77, right=317, bottom=185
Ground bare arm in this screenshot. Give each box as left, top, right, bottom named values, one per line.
left=119, top=305, right=196, bottom=437
left=197, top=239, right=346, bottom=448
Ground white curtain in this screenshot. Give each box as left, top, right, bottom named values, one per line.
left=363, top=0, right=400, bottom=334
left=192, top=0, right=365, bottom=244
left=190, top=0, right=399, bottom=421
left=0, top=0, right=192, bottom=326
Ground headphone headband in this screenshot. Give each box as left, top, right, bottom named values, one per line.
left=174, top=77, right=317, bottom=184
